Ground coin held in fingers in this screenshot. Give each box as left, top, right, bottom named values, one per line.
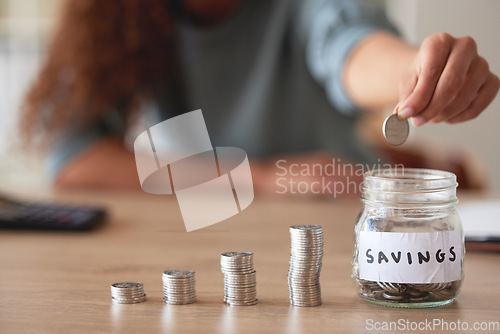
left=383, top=113, right=410, bottom=146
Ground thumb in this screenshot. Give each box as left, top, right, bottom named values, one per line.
left=396, top=70, right=418, bottom=117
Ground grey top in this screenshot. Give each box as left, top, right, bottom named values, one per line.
left=48, top=0, right=397, bottom=178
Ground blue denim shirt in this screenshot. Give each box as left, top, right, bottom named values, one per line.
left=48, top=0, right=398, bottom=178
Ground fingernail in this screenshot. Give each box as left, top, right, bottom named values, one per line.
left=412, top=115, right=427, bottom=127
left=397, top=108, right=414, bottom=120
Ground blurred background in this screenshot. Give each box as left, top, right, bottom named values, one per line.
left=0, top=0, right=499, bottom=192
left=0, top=0, right=60, bottom=188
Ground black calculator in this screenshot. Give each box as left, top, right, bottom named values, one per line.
left=0, top=193, right=107, bottom=231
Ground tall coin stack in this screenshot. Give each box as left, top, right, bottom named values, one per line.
left=110, top=282, right=146, bottom=304
left=162, top=270, right=197, bottom=305
left=220, top=252, right=258, bottom=306
left=288, top=225, right=324, bottom=306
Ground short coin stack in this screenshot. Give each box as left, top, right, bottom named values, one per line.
left=110, top=282, right=146, bottom=304
left=220, top=252, right=258, bottom=306
left=288, top=225, right=324, bottom=306
left=162, top=270, right=197, bottom=305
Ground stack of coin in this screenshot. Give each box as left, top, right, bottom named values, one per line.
left=288, top=225, right=324, bottom=306
left=110, top=282, right=146, bottom=304
left=162, top=270, right=197, bottom=305
left=220, top=252, right=258, bottom=306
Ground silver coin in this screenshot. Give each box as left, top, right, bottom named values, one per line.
left=289, top=290, right=321, bottom=296
left=162, top=278, right=196, bottom=283
left=164, top=289, right=196, bottom=293
left=383, top=113, right=409, bottom=146
left=110, top=288, right=145, bottom=293
left=111, top=295, right=146, bottom=301
left=163, top=294, right=196, bottom=298
left=163, top=286, right=196, bottom=291
left=224, top=283, right=257, bottom=289
left=221, top=269, right=255, bottom=274
left=165, top=292, right=197, bottom=297
left=164, top=295, right=197, bottom=300
left=408, top=292, right=430, bottom=301
left=290, top=297, right=322, bottom=302
left=382, top=291, right=404, bottom=301
left=290, top=225, right=322, bottom=230
left=377, top=281, right=402, bottom=293
left=162, top=284, right=196, bottom=289
left=111, top=282, right=144, bottom=289
left=224, top=272, right=256, bottom=278
left=224, top=294, right=257, bottom=300
left=112, top=290, right=145, bottom=295
left=289, top=281, right=321, bottom=287
left=113, top=295, right=147, bottom=301
left=224, top=287, right=257, bottom=292
left=224, top=298, right=259, bottom=306
left=431, top=290, right=454, bottom=299
left=163, top=280, right=196, bottom=285
left=163, top=270, right=195, bottom=277
left=112, top=295, right=147, bottom=299
left=221, top=252, right=253, bottom=264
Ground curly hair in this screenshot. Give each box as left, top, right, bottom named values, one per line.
left=20, top=0, right=175, bottom=145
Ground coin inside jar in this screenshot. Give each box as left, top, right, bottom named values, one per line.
left=383, top=113, right=410, bottom=146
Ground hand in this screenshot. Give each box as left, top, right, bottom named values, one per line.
left=397, top=33, right=499, bottom=126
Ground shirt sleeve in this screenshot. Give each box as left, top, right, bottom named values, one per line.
left=45, top=108, right=128, bottom=181
left=297, top=0, right=399, bottom=116
left=46, top=125, right=108, bottom=181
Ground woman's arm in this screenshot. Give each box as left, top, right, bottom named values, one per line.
left=344, top=32, right=499, bottom=125
left=55, top=137, right=142, bottom=190
left=343, top=32, right=416, bottom=111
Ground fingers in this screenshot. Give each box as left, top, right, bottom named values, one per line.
left=446, top=72, right=500, bottom=124
left=397, top=70, right=417, bottom=113
left=397, top=33, right=453, bottom=119
left=411, top=35, right=477, bottom=126
left=398, top=33, right=498, bottom=126
left=430, top=56, right=490, bottom=123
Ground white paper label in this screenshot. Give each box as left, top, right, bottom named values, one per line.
left=358, top=231, right=462, bottom=284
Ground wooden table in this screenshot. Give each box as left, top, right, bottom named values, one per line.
left=1, top=190, right=499, bottom=333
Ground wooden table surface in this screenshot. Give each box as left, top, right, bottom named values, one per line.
left=1, top=190, right=499, bottom=334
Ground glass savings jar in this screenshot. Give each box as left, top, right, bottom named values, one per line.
left=352, top=168, right=464, bottom=308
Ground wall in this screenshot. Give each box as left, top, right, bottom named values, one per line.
left=386, top=0, right=500, bottom=193
left=0, top=0, right=61, bottom=188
